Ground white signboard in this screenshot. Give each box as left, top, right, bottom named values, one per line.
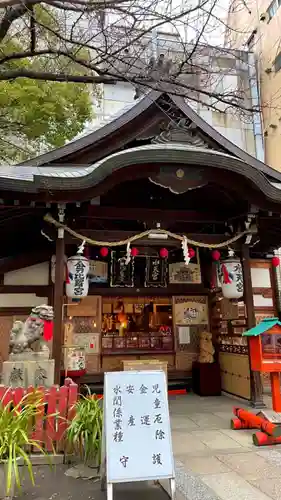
left=102, top=370, right=175, bottom=499
left=178, top=326, right=190, bottom=345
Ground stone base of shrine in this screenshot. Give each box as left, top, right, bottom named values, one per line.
left=2, top=359, right=55, bottom=388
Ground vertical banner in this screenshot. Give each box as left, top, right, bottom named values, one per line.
left=110, top=251, right=134, bottom=287
left=145, top=257, right=167, bottom=288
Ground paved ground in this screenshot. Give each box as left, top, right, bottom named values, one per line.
left=15, top=464, right=168, bottom=500
left=15, top=393, right=281, bottom=500
left=169, top=393, right=281, bottom=500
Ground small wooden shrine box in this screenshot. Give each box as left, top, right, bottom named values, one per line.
left=243, top=318, right=281, bottom=373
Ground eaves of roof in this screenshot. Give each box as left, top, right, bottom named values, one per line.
left=1, top=144, right=281, bottom=205
left=16, top=89, right=281, bottom=185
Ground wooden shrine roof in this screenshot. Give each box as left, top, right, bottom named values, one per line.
left=0, top=90, right=280, bottom=208
left=17, top=90, right=281, bottom=182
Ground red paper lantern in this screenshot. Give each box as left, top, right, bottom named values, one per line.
left=159, top=248, right=169, bottom=259
left=212, top=250, right=221, bottom=261
left=131, top=247, right=139, bottom=257
left=272, top=256, right=280, bottom=268
left=100, top=247, right=109, bottom=257
left=188, top=248, right=195, bottom=258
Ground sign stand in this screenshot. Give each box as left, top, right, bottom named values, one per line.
left=101, top=370, right=175, bottom=500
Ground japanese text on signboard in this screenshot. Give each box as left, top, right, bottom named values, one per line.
left=104, top=371, right=174, bottom=483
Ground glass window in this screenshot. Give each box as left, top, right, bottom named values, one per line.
left=101, top=297, right=174, bottom=352
left=262, top=333, right=281, bottom=362
left=267, top=0, right=278, bottom=19
left=246, top=30, right=257, bottom=50
left=274, top=52, right=281, bottom=72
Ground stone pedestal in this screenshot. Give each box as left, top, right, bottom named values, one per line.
left=2, top=359, right=55, bottom=388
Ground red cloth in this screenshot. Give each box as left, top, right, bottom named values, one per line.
left=65, top=263, right=70, bottom=284
left=61, top=370, right=86, bottom=378
left=43, top=320, right=53, bottom=341
left=221, top=264, right=231, bottom=284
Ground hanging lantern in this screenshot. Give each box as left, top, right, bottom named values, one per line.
left=131, top=247, right=139, bottom=257
left=219, top=251, right=243, bottom=299
left=100, top=247, right=109, bottom=258
left=66, top=254, right=89, bottom=298
left=188, top=248, right=195, bottom=258
left=51, top=254, right=68, bottom=284
left=159, top=248, right=169, bottom=259
left=272, top=256, right=280, bottom=268
left=212, top=250, right=221, bottom=261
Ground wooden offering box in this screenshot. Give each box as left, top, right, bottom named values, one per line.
left=243, top=318, right=281, bottom=372
left=122, top=359, right=168, bottom=380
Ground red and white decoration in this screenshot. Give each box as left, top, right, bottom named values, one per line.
left=188, top=247, right=195, bottom=259
left=181, top=236, right=190, bottom=266
left=125, top=242, right=131, bottom=265
left=159, top=247, right=169, bottom=259
left=272, top=256, right=280, bottom=268
left=211, top=250, right=221, bottom=262
left=66, top=241, right=89, bottom=298
left=100, top=247, right=109, bottom=258
left=219, top=250, right=244, bottom=299
left=64, top=347, right=86, bottom=374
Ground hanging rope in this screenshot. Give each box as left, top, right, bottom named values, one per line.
left=44, top=213, right=250, bottom=249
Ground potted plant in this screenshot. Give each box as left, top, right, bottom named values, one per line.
left=0, top=390, right=51, bottom=499
left=67, top=388, right=103, bottom=469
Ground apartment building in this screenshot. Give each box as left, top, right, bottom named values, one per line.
left=225, top=0, right=281, bottom=170
left=78, top=30, right=264, bottom=161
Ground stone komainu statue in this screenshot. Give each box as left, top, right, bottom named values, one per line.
left=9, top=304, right=54, bottom=354
left=198, top=331, right=215, bottom=364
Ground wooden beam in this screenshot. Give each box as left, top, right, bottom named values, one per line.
left=53, top=233, right=65, bottom=385
left=0, top=285, right=51, bottom=296
left=84, top=206, right=231, bottom=223
left=242, top=244, right=265, bottom=409
left=0, top=307, right=31, bottom=316
left=0, top=251, right=51, bottom=274
left=88, top=285, right=210, bottom=296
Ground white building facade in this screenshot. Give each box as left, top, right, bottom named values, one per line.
left=81, top=31, right=264, bottom=163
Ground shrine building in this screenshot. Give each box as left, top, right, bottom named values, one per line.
left=1, top=90, right=281, bottom=406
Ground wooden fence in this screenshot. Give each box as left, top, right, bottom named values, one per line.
left=0, top=381, right=78, bottom=453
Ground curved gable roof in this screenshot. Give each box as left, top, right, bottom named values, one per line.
left=0, top=143, right=281, bottom=208
left=20, top=90, right=162, bottom=167
left=18, top=89, right=281, bottom=183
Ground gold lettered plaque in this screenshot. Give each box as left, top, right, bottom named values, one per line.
left=169, top=249, right=201, bottom=284
left=169, top=262, right=201, bottom=284
left=173, top=296, right=208, bottom=325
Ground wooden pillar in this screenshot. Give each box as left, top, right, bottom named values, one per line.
left=242, top=244, right=265, bottom=408
left=53, top=226, right=65, bottom=385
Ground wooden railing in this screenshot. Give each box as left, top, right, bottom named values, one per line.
left=0, top=380, right=78, bottom=453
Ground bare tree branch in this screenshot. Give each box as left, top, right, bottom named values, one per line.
left=0, top=68, right=116, bottom=82
left=0, top=5, right=26, bottom=41
left=0, top=0, right=268, bottom=164
left=0, top=0, right=130, bottom=8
